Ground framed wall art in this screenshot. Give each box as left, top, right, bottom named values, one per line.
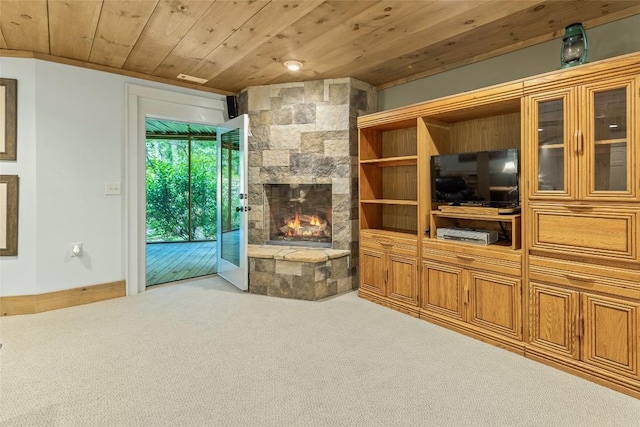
left=1, top=78, right=17, bottom=161
left=0, top=175, right=19, bottom=256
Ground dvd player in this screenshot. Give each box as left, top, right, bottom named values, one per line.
left=436, top=227, right=498, bottom=245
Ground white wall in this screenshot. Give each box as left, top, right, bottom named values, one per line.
left=0, top=59, right=38, bottom=295
left=0, top=58, right=227, bottom=297
left=379, top=14, right=640, bottom=110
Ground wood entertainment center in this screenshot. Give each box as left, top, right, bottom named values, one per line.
left=358, top=52, right=640, bottom=398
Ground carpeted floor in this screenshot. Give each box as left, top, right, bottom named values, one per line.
left=1, top=276, right=639, bottom=426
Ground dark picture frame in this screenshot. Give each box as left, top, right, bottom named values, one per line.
left=0, top=78, right=17, bottom=161
left=0, top=175, right=19, bottom=256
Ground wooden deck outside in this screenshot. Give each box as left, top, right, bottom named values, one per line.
left=146, top=241, right=217, bottom=287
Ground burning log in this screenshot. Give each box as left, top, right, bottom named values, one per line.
left=280, top=212, right=331, bottom=238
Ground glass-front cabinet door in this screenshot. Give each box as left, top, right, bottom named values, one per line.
left=527, top=88, right=578, bottom=200
left=527, top=77, right=638, bottom=202
left=581, top=77, right=637, bottom=201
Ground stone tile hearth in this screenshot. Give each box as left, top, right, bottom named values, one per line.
left=248, top=244, right=351, bottom=300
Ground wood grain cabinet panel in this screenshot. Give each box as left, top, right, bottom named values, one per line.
left=529, top=204, right=638, bottom=264
left=582, top=293, right=640, bottom=380
left=421, top=261, right=465, bottom=321
left=468, top=271, right=522, bottom=340
left=387, top=253, right=418, bottom=306
left=360, top=248, right=386, bottom=296
left=528, top=282, right=579, bottom=359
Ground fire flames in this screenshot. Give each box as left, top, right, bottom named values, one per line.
left=284, top=212, right=327, bottom=237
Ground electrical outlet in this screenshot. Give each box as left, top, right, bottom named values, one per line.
left=105, top=182, right=121, bottom=195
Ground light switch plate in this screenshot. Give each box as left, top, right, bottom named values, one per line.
left=105, top=182, right=121, bottom=195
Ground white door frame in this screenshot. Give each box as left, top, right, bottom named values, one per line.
left=125, top=84, right=226, bottom=296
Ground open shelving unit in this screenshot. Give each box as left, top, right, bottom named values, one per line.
left=359, top=120, right=419, bottom=237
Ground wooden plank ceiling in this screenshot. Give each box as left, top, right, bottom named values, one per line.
left=1, top=1, right=639, bottom=95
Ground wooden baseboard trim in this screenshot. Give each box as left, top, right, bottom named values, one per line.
left=0, top=280, right=126, bottom=316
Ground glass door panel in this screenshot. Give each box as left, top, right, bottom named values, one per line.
left=594, top=143, right=627, bottom=191
left=217, top=115, right=248, bottom=291
left=538, top=146, right=564, bottom=191
left=528, top=89, right=576, bottom=200
left=586, top=84, right=633, bottom=197
left=538, top=99, right=565, bottom=192
left=220, top=135, right=241, bottom=266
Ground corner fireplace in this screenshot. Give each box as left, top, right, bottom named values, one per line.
left=265, top=184, right=332, bottom=247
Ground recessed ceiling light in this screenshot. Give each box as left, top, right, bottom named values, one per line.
left=177, top=73, right=208, bottom=84
left=283, top=60, right=303, bottom=71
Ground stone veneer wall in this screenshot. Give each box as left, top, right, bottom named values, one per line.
left=238, top=78, right=377, bottom=292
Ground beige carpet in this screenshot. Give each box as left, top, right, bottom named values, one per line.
left=1, top=276, right=639, bottom=426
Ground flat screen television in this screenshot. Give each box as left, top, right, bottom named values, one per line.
left=430, top=148, right=520, bottom=208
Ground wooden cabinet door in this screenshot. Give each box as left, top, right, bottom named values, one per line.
left=581, top=76, right=638, bottom=202
left=467, top=271, right=522, bottom=340
left=387, top=253, right=418, bottom=306
left=360, top=248, right=386, bottom=296
left=581, top=293, right=640, bottom=380
left=528, top=204, right=639, bottom=265
left=525, top=87, right=578, bottom=201
left=529, top=282, right=579, bottom=360
left=421, top=261, right=465, bottom=322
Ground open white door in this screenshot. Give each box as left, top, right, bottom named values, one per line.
left=217, top=114, right=249, bottom=291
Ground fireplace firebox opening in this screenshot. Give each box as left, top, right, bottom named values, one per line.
left=265, top=184, right=332, bottom=247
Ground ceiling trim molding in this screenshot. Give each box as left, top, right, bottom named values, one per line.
left=0, top=49, right=236, bottom=97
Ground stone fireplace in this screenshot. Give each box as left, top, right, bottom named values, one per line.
left=265, top=183, right=332, bottom=247
left=238, top=77, right=377, bottom=300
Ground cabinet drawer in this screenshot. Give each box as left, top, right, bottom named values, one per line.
left=528, top=204, right=638, bottom=265
left=422, top=247, right=521, bottom=277
left=529, top=259, right=640, bottom=300
left=361, top=232, right=418, bottom=256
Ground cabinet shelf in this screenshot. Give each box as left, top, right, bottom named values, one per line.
left=432, top=211, right=520, bottom=222
left=360, top=155, right=418, bottom=167
left=362, top=228, right=418, bottom=239
left=430, top=212, right=521, bottom=250
left=426, top=237, right=518, bottom=252
left=594, top=138, right=627, bottom=145
left=361, top=199, right=418, bottom=206
left=539, top=144, right=564, bottom=149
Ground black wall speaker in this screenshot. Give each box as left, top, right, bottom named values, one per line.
left=226, top=95, right=238, bottom=119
